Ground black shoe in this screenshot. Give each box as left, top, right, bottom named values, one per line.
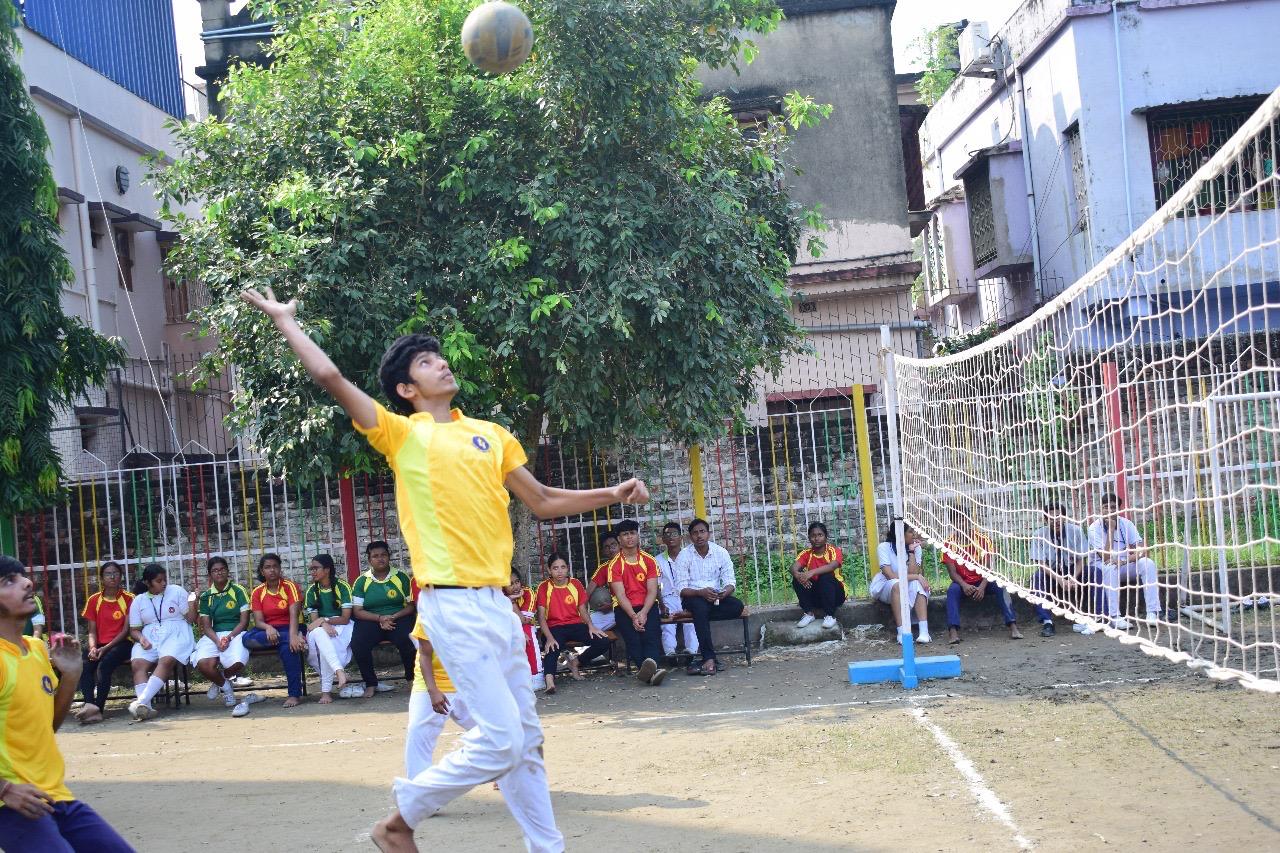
left=1039, top=622, right=1055, bottom=638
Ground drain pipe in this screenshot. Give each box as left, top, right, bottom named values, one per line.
left=1013, top=61, right=1044, bottom=307
left=1112, top=1, right=1135, bottom=233
left=68, top=116, right=102, bottom=333
left=802, top=321, right=930, bottom=334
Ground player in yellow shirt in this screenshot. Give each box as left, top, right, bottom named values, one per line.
left=0, top=556, right=134, bottom=851
left=243, top=287, right=648, bottom=853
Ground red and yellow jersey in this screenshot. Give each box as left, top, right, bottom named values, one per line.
left=410, top=620, right=455, bottom=694
left=605, top=551, right=659, bottom=609
left=516, top=587, right=535, bottom=614
left=251, top=579, right=303, bottom=628
left=80, top=591, right=134, bottom=645
left=590, top=563, right=609, bottom=589
left=535, top=579, right=586, bottom=627
left=0, top=636, right=72, bottom=803
left=796, top=545, right=845, bottom=586
left=355, top=402, right=528, bottom=588
left=941, top=532, right=993, bottom=586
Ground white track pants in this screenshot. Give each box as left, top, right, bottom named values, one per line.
left=306, top=622, right=353, bottom=692
left=405, top=690, right=476, bottom=779
left=395, top=587, right=563, bottom=852
left=660, top=595, right=698, bottom=656
left=1101, top=558, right=1161, bottom=616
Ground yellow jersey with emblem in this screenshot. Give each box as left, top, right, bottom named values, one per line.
left=409, top=620, right=455, bottom=693
left=355, top=401, right=528, bottom=588
left=0, top=636, right=72, bottom=803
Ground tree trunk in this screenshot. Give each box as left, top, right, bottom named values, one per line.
left=509, top=404, right=548, bottom=584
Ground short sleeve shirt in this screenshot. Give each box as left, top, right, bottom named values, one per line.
left=516, top=588, right=535, bottom=615
left=605, top=552, right=659, bottom=609
left=796, top=545, right=845, bottom=586
left=875, top=541, right=924, bottom=576
left=1029, top=523, right=1089, bottom=570
left=352, top=570, right=413, bottom=616
left=129, top=586, right=190, bottom=629
left=251, top=580, right=302, bottom=628
left=1088, top=518, right=1143, bottom=565
left=305, top=580, right=353, bottom=618
left=941, top=533, right=993, bottom=586
left=354, top=402, right=528, bottom=588
left=535, top=579, right=586, bottom=627
left=0, top=637, right=72, bottom=802
left=81, top=591, right=135, bottom=644
left=199, top=583, right=250, bottom=632
left=409, top=620, right=455, bottom=694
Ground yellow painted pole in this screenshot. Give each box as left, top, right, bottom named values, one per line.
left=851, top=384, right=879, bottom=572
left=689, top=443, right=708, bottom=521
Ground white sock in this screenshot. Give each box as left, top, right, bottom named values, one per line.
left=918, top=627, right=931, bottom=641
left=134, top=683, right=146, bottom=699
left=222, top=679, right=235, bottom=697
left=139, top=675, right=165, bottom=706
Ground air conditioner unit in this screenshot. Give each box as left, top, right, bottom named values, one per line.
left=959, top=22, right=994, bottom=78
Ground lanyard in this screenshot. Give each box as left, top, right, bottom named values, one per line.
left=149, top=592, right=165, bottom=624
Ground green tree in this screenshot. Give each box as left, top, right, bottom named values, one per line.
left=0, top=4, right=124, bottom=517
left=155, top=0, right=828, bottom=480
left=913, top=24, right=959, bottom=107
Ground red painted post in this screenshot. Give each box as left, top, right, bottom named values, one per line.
left=1101, top=362, right=1127, bottom=506
left=337, top=475, right=362, bottom=581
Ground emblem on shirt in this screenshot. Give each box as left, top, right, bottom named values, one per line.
left=41, top=675, right=55, bottom=695
left=472, top=435, right=491, bottom=452
left=168, top=606, right=176, bottom=614
left=113, top=609, right=123, bottom=619
left=389, top=588, right=399, bottom=599
left=226, top=600, right=236, bottom=609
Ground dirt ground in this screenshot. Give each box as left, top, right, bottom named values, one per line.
left=58, top=623, right=1279, bottom=852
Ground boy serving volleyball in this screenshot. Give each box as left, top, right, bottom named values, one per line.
left=242, top=288, right=648, bottom=853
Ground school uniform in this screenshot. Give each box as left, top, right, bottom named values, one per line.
left=655, top=549, right=697, bottom=656
left=941, top=534, right=1016, bottom=627
left=1029, top=523, right=1103, bottom=621
left=350, top=569, right=417, bottom=689
left=77, top=590, right=134, bottom=710
left=404, top=620, right=475, bottom=779
left=305, top=580, right=354, bottom=693
left=243, top=580, right=305, bottom=698
left=0, top=636, right=134, bottom=852
left=871, top=542, right=927, bottom=607
left=587, top=563, right=616, bottom=632
left=516, top=588, right=542, bottom=677
left=793, top=545, right=848, bottom=617
left=1088, top=517, right=1161, bottom=618
left=128, top=586, right=195, bottom=664
left=605, top=551, right=664, bottom=667
left=192, top=582, right=251, bottom=669
left=355, top=400, right=561, bottom=851
left=535, top=579, right=610, bottom=676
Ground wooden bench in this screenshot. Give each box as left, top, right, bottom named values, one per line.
left=663, top=607, right=752, bottom=665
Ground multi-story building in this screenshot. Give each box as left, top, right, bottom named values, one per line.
left=916, top=0, right=1279, bottom=341
left=15, top=0, right=226, bottom=472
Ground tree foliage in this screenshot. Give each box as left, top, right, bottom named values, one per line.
left=0, top=4, right=124, bottom=516
left=912, top=24, right=959, bottom=107
left=155, top=0, right=827, bottom=479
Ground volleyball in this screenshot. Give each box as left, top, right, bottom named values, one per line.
left=461, top=1, right=534, bottom=75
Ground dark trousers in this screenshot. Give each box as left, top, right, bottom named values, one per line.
left=793, top=572, right=846, bottom=616
left=77, top=642, right=132, bottom=709
left=613, top=605, right=663, bottom=667
left=681, top=594, right=746, bottom=663
left=946, top=580, right=1017, bottom=627
left=350, top=616, right=417, bottom=687
left=1031, top=565, right=1104, bottom=623
left=243, top=625, right=305, bottom=697
left=541, top=622, right=612, bottom=676
left=0, top=799, right=135, bottom=852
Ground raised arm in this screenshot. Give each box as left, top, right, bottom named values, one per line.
left=504, top=467, right=649, bottom=520
left=240, top=287, right=377, bottom=430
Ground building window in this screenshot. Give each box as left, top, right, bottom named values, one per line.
left=922, top=213, right=948, bottom=299
left=114, top=228, right=133, bottom=291
left=1147, top=97, right=1270, bottom=211
left=1065, top=124, right=1089, bottom=235
left=964, top=162, right=997, bottom=267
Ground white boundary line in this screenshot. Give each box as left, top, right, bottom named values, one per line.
left=619, top=693, right=951, bottom=724
left=909, top=704, right=1035, bottom=851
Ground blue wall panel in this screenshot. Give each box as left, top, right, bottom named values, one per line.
left=17, top=0, right=185, bottom=117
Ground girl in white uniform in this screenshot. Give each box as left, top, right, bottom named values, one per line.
left=127, top=564, right=196, bottom=720
left=405, top=620, right=476, bottom=778
left=303, top=553, right=353, bottom=704
left=871, top=524, right=932, bottom=644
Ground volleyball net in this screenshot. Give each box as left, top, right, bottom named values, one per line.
left=890, top=87, right=1280, bottom=692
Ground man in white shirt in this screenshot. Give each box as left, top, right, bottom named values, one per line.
left=1089, top=493, right=1161, bottom=628
left=655, top=521, right=698, bottom=658
left=1029, top=503, right=1103, bottom=637
left=673, top=519, right=742, bottom=676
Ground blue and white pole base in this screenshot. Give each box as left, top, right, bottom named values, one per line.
left=848, top=627, right=962, bottom=689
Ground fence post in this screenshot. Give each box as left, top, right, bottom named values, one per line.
left=689, top=443, right=707, bottom=521
left=338, top=475, right=361, bottom=581
left=850, top=384, right=879, bottom=575
left=1102, top=361, right=1127, bottom=505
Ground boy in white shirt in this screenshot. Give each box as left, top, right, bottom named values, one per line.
left=1088, top=493, right=1161, bottom=627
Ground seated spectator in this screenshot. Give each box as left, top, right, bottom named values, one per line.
left=22, top=591, right=44, bottom=640
left=506, top=569, right=543, bottom=691
left=675, top=518, right=745, bottom=676
left=75, top=561, right=134, bottom=724
left=586, top=529, right=619, bottom=597
left=536, top=553, right=611, bottom=694
left=941, top=516, right=1021, bottom=644
left=655, top=521, right=697, bottom=658
left=606, top=519, right=668, bottom=686
left=1089, top=493, right=1161, bottom=627
left=127, top=563, right=197, bottom=721
left=243, top=553, right=307, bottom=708
left=792, top=522, right=847, bottom=630
left=349, top=540, right=417, bottom=698
left=192, top=556, right=253, bottom=717
left=405, top=620, right=474, bottom=779
left=304, top=553, right=353, bottom=704
left=1030, top=503, right=1104, bottom=637
left=872, top=524, right=931, bottom=644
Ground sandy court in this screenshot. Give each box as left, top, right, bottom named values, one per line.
left=57, top=625, right=1279, bottom=852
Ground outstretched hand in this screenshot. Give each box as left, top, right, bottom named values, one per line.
left=615, top=478, right=650, bottom=505
left=47, top=633, right=83, bottom=678
left=240, top=287, right=297, bottom=323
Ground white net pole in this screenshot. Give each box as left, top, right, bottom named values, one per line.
left=895, top=86, right=1280, bottom=693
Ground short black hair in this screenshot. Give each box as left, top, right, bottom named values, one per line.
left=614, top=519, right=640, bottom=534
left=366, top=540, right=391, bottom=556
left=100, top=560, right=124, bottom=578
left=379, top=333, right=442, bottom=415
left=600, top=529, right=618, bottom=544
left=206, top=556, right=228, bottom=572
left=256, top=553, right=283, bottom=583
left=807, top=521, right=828, bottom=536
left=1101, top=493, right=1119, bottom=506
left=0, top=555, right=25, bottom=579
left=687, top=518, right=710, bottom=534
left=661, top=521, right=681, bottom=534
left=1043, top=503, right=1066, bottom=515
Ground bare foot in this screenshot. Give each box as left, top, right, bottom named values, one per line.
left=570, top=671, right=585, bottom=681
left=79, top=707, right=104, bottom=725
left=335, top=669, right=348, bottom=691
left=361, top=686, right=376, bottom=699
left=1009, top=624, right=1024, bottom=640
left=947, top=628, right=961, bottom=645
left=318, top=692, right=333, bottom=705
left=372, top=813, right=417, bottom=852
left=282, top=696, right=301, bottom=708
